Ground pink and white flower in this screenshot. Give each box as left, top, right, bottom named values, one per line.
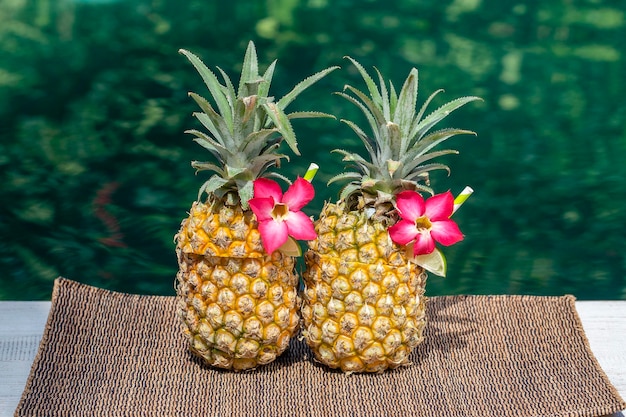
left=388, top=190, right=464, bottom=256
left=249, top=177, right=317, bottom=255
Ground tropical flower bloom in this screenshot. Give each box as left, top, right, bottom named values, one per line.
left=249, top=177, right=317, bottom=255
left=388, top=190, right=464, bottom=256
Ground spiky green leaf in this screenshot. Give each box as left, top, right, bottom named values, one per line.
left=189, top=92, right=233, bottom=147
left=339, top=182, right=361, bottom=202
left=179, top=49, right=234, bottom=134
left=402, top=149, right=459, bottom=174
left=335, top=91, right=382, bottom=146
left=411, top=96, right=482, bottom=141
left=238, top=41, right=259, bottom=97
left=393, top=68, right=418, bottom=139
left=236, top=180, right=254, bottom=209
left=185, top=129, right=229, bottom=155
left=216, top=66, right=237, bottom=109
left=276, top=66, right=339, bottom=110
left=198, top=175, right=229, bottom=200
left=262, top=102, right=300, bottom=155
left=287, top=111, right=336, bottom=120
left=265, top=172, right=292, bottom=184
left=389, top=80, right=399, bottom=116
left=401, top=181, right=434, bottom=195
left=339, top=119, right=377, bottom=162
left=327, top=171, right=363, bottom=185
left=225, top=166, right=249, bottom=179
left=374, top=67, right=391, bottom=121
left=343, top=85, right=386, bottom=127
left=192, top=112, right=230, bottom=150
left=411, top=128, right=476, bottom=159
left=248, top=154, right=288, bottom=176
left=404, top=163, right=452, bottom=181
left=412, top=89, right=444, bottom=133
left=241, top=128, right=279, bottom=155
left=344, top=57, right=383, bottom=108
left=258, top=60, right=277, bottom=98
left=381, top=121, right=403, bottom=160
left=232, top=95, right=259, bottom=142
left=332, top=149, right=377, bottom=175
left=191, top=161, right=225, bottom=175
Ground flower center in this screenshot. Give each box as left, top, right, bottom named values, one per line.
left=415, top=215, right=432, bottom=231
left=271, top=203, right=289, bottom=222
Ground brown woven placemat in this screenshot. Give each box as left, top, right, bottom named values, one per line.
left=16, top=277, right=625, bottom=417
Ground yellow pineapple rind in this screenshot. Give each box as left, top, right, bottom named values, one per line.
left=302, top=201, right=427, bottom=373
left=175, top=200, right=301, bottom=371
left=176, top=199, right=265, bottom=258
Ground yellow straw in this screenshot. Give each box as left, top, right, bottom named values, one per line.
left=453, top=186, right=474, bottom=214
left=303, top=163, right=319, bottom=182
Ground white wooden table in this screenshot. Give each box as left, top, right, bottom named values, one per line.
left=1, top=301, right=625, bottom=417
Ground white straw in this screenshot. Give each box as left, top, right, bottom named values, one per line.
left=452, top=186, right=474, bottom=214
left=303, top=163, right=319, bottom=182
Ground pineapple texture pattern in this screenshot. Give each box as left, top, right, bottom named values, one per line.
left=176, top=200, right=301, bottom=371
left=302, top=202, right=427, bottom=373
left=177, top=200, right=265, bottom=258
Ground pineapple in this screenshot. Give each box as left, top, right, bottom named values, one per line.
left=301, top=58, right=480, bottom=373
left=175, top=42, right=337, bottom=371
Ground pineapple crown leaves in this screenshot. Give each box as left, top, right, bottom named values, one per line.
left=180, top=41, right=339, bottom=207
left=330, top=56, right=482, bottom=204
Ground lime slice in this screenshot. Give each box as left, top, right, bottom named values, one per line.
left=407, top=246, right=447, bottom=277
left=278, top=236, right=302, bottom=257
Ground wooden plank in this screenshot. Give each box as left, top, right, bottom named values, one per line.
left=575, top=300, right=626, bottom=415
left=0, top=302, right=50, bottom=417
left=0, top=301, right=624, bottom=417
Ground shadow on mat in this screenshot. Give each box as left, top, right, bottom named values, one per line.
left=411, top=296, right=477, bottom=362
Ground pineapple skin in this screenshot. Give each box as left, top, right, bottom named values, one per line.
left=175, top=199, right=301, bottom=371
left=302, top=201, right=427, bottom=373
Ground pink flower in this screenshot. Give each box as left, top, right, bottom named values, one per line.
left=249, top=177, right=317, bottom=255
left=388, top=190, right=464, bottom=256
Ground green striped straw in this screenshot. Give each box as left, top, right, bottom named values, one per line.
left=452, top=186, right=474, bottom=214
left=303, top=163, right=319, bottom=182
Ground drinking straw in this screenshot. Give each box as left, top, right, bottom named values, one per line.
left=303, top=163, right=319, bottom=182
left=453, top=186, right=474, bottom=214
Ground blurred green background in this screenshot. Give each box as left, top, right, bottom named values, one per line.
left=1, top=0, right=625, bottom=300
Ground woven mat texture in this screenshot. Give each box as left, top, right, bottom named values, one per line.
left=16, top=278, right=625, bottom=417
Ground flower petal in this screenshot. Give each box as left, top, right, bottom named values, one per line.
left=430, top=219, right=464, bottom=246
left=395, top=190, right=425, bottom=221
left=388, top=219, right=419, bottom=245
left=249, top=197, right=275, bottom=221
left=285, top=211, right=317, bottom=240
left=258, top=219, right=289, bottom=255
left=424, top=191, right=454, bottom=221
left=253, top=178, right=283, bottom=202
left=282, top=177, right=315, bottom=211
left=412, top=232, right=436, bottom=256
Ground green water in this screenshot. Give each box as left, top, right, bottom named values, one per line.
left=1, top=0, right=625, bottom=300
